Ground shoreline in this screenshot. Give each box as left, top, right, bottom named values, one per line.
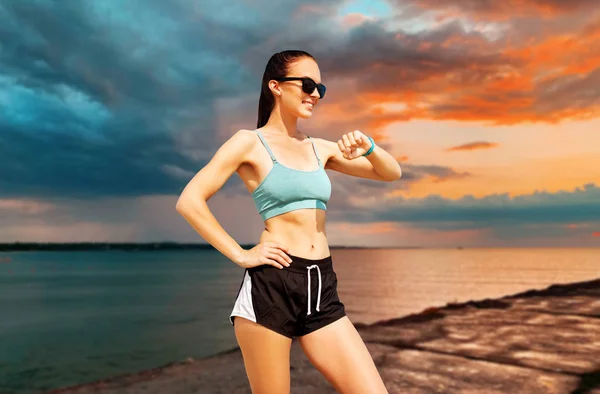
left=0, top=244, right=425, bottom=252
left=46, top=277, right=600, bottom=393
left=4, top=243, right=598, bottom=252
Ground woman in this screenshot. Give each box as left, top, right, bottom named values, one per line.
left=176, top=50, right=401, bottom=393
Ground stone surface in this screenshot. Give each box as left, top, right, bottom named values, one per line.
left=46, top=279, right=600, bottom=394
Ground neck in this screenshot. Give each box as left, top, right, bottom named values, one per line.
left=264, top=104, right=301, bottom=138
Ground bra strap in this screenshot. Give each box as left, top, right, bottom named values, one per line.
left=255, top=130, right=277, bottom=163
left=308, top=136, right=322, bottom=165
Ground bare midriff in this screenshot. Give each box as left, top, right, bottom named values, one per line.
left=258, top=208, right=330, bottom=259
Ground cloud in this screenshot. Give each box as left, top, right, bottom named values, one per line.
left=322, top=162, right=471, bottom=224
left=4, top=179, right=598, bottom=245
left=340, top=183, right=600, bottom=233
left=402, top=0, right=598, bottom=19
left=287, top=2, right=600, bottom=132
left=446, top=141, right=499, bottom=151
left=1, top=0, right=599, bottom=205
left=0, top=0, right=356, bottom=200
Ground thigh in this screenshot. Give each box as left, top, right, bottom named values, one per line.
left=234, top=315, right=293, bottom=394
left=298, top=316, right=389, bottom=394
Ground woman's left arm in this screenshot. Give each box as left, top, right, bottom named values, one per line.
left=320, top=130, right=402, bottom=182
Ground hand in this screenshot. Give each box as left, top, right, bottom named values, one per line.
left=337, top=130, right=373, bottom=160
left=237, top=242, right=293, bottom=269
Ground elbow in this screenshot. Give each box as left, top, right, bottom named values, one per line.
left=176, top=196, right=193, bottom=214
left=393, top=165, right=403, bottom=181
left=176, top=194, right=207, bottom=215
left=384, top=167, right=402, bottom=182
left=175, top=200, right=187, bottom=215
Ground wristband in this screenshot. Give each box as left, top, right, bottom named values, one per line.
left=362, top=136, right=375, bottom=157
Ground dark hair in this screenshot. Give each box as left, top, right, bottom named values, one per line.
left=257, top=50, right=316, bottom=129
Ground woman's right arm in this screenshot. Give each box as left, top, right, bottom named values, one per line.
left=175, top=129, right=291, bottom=269
left=175, top=129, right=253, bottom=266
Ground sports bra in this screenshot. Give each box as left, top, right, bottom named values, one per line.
left=251, top=129, right=332, bottom=221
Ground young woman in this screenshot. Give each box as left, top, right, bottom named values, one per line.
left=176, top=50, right=401, bottom=393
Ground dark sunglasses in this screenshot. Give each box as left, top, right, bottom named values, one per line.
left=273, top=77, right=326, bottom=99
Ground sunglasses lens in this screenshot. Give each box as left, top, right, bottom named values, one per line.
left=302, top=79, right=315, bottom=94
left=302, top=79, right=326, bottom=99
left=318, top=84, right=326, bottom=99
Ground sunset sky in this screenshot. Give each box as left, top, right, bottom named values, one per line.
left=1, top=0, right=599, bottom=247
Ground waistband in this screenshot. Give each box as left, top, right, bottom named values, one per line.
left=285, top=253, right=333, bottom=274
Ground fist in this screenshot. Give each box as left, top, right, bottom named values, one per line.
left=338, top=130, right=372, bottom=160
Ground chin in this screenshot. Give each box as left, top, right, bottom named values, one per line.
left=297, top=106, right=315, bottom=119
left=298, top=112, right=313, bottom=120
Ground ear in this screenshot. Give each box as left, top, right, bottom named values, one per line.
left=268, top=80, right=281, bottom=97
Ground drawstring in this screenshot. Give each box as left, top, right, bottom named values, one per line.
left=306, top=264, right=322, bottom=315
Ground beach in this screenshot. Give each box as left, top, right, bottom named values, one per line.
left=45, top=277, right=600, bottom=394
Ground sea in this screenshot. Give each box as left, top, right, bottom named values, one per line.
left=1, top=248, right=598, bottom=393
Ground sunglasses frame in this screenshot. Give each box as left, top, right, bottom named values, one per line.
left=273, top=77, right=326, bottom=99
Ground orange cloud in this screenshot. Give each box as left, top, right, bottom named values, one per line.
left=354, top=23, right=598, bottom=128
left=504, top=23, right=600, bottom=76
left=394, top=153, right=600, bottom=199
left=446, top=142, right=500, bottom=152
left=342, top=13, right=371, bottom=28
left=284, top=3, right=600, bottom=146
left=408, top=0, right=596, bottom=20
left=593, top=232, right=600, bottom=237
left=314, top=5, right=600, bottom=133
left=291, top=4, right=334, bottom=20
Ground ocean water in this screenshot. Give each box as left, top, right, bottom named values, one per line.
left=0, top=248, right=598, bottom=393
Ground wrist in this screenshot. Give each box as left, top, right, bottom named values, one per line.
left=362, top=136, right=375, bottom=157
left=232, top=248, right=247, bottom=266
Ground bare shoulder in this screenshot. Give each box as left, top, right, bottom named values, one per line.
left=236, top=128, right=258, bottom=139
left=218, top=128, right=257, bottom=161
left=230, top=128, right=258, bottom=147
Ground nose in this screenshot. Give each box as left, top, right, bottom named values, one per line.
left=309, top=88, right=320, bottom=100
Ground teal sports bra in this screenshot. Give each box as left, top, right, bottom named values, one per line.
left=251, top=130, right=332, bottom=221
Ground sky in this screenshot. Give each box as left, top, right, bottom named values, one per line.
left=1, top=0, right=599, bottom=247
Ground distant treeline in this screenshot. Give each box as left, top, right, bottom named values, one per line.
left=0, top=243, right=383, bottom=252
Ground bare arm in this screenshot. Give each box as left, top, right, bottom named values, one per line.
left=321, top=134, right=402, bottom=181
left=175, top=129, right=255, bottom=266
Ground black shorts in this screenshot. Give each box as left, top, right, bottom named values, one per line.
left=229, top=253, right=346, bottom=339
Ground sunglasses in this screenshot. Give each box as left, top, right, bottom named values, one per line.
left=273, top=77, right=326, bottom=99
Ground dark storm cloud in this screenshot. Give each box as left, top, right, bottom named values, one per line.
left=318, top=19, right=508, bottom=87
left=0, top=0, right=342, bottom=199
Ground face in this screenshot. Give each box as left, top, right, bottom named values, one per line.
left=269, top=57, right=322, bottom=119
